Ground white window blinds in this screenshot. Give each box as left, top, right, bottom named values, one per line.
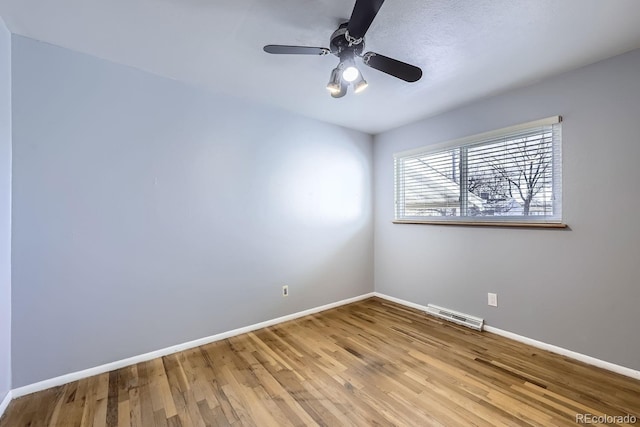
left=394, top=116, right=562, bottom=223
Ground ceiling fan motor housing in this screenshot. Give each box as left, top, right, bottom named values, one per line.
left=329, top=23, right=364, bottom=58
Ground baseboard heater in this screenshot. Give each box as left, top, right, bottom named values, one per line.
left=426, top=304, right=484, bottom=331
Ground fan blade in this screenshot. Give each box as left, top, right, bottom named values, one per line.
left=264, top=45, right=330, bottom=55
left=347, top=0, right=385, bottom=40
left=362, top=52, right=422, bottom=82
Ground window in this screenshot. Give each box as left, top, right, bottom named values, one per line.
left=394, top=116, right=563, bottom=226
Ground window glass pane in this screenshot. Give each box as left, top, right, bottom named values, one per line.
left=401, top=149, right=461, bottom=217
left=466, top=130, right=554, bottom=217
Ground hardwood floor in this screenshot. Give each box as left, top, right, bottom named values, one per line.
left=2, top=297, right=639, bottom=426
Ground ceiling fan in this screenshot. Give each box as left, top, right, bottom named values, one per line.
left=263, top=0, right=422, bottom=98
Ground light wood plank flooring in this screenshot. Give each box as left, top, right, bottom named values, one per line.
left=2, top=297, right=639, bottom=426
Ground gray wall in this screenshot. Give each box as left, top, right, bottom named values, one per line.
left=374, top=48, right=640, bottom=371
left=0, top=17, right=11, bottom=400
left=11, top=36, right=373, bottom=387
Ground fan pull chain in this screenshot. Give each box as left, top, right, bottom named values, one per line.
left=345, top=30, right=363, bottom=47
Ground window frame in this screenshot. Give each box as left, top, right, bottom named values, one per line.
left=393, top=116, right=565, bottom=228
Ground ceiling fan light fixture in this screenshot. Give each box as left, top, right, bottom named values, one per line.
left=331, top=82, right=348, bottom=98
left=338, top=54, right=361, bottom=83
left=326, top=67, right=342, bottom=93
left=353, top=74, right=368, bottom=94
left=342, top=66, right=360, bottom=82
left=326, top=83, right=341, bottom=94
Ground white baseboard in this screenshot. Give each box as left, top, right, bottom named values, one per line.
left=483, top=326, right=640, bottom=380
left=0, top=390, right=11, bottom=419
left=373, top=292, right=432, bottom=312
left=12, top=292, right=375, bottom=398
left=373, top=292, right=640, bottom=381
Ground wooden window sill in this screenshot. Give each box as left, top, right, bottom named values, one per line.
left=392, top=220, right=568, bottom=229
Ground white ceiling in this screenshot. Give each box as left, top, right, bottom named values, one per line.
left=1, top=0, right=640, bottom=134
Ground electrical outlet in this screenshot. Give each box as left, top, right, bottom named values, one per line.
left=282, top=285, right=289, bottom=297
left=488, top=293, right=498, bottom=307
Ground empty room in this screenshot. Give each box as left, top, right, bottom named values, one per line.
left=1, top=0, right=640, bottom=426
